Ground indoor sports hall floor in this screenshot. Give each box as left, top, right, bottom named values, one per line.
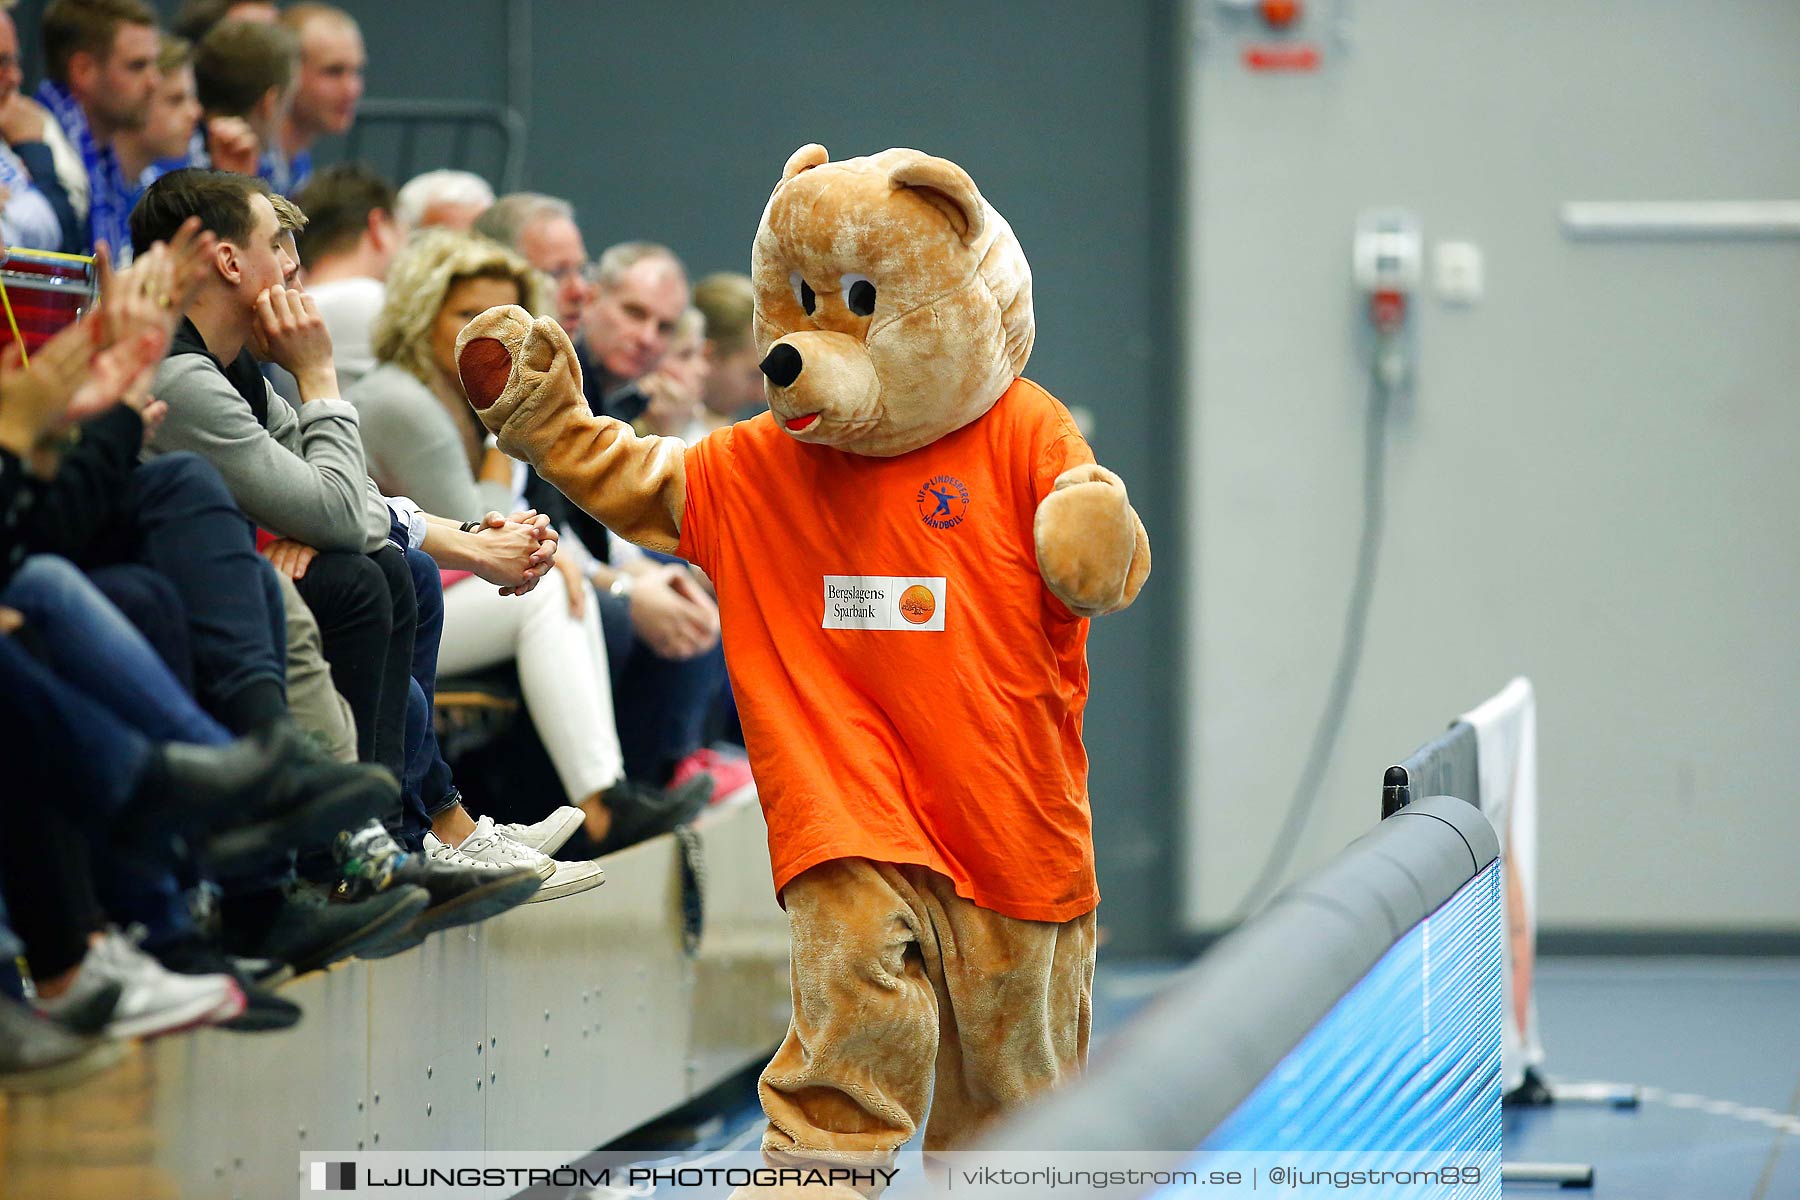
left=607, top=956, right=1800, bottom=1200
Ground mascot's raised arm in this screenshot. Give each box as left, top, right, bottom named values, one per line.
left=458, top=144, right=1148, bottom=1198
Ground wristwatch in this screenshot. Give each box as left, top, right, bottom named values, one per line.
left=608, top=574, right=635, bottom=600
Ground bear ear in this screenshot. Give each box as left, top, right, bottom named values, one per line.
left=888, top=153, right=986, bottom=244
left=781, top=144, right=829, bottom=183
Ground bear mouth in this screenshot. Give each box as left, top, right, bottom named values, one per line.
left=784, top=412, right=821, bottom=432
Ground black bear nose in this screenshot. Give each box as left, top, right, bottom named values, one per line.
left=760, top=343, right=803, bottom=388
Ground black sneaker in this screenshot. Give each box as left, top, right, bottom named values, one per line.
left=594, top=775, right=713, bottom=856
left=153, top=935, right=302, bottom=1033
left=332, top=821, right=541, bottom=959
left=128, top=723, right=396, bottom=874
left=1, top=997, right=125, bottom=1094
left=33, top=978, right=123, bottom=1038
left=221, top=879, right=429, bottom=978
left=230, top=955, right=293, bottom=989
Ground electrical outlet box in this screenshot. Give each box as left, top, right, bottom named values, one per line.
left=1434, top=241, right=1484, bottom=304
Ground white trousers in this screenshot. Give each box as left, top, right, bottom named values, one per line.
left=437, top=568, right=623, bottom=802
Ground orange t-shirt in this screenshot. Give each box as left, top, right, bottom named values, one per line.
left=677, top=377, right=1099, bottom=923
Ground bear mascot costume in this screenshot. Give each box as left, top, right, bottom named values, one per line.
left=456, top=144, right=1150, bottom=1195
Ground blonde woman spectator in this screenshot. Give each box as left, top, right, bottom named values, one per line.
left=349, top=229, right=707, bottom=853
left=351, top=229, right=529, bottom=518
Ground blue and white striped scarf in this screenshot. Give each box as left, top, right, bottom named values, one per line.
left=35, top=79, right=133, bottom=262
left=0, top=141, right=30, bottom=194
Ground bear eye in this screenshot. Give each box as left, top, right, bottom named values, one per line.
left=842, top=274, right=877, bottom=317
left=789, top=271, right=816, bottom=316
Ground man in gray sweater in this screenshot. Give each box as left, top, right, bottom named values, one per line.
left=133, top=169, right=560, bottom=968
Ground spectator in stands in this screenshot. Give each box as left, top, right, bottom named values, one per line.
left=350, top=229, right=518, bottom=519
left=271, top=3, right=362, bottom=193
left=478, top=220, right=740, bottom=791
left=36, top=0, right=160, bottom=257
left=0, top=3, right=82, bottom=250
left=473, top=192, right=594, bottom=330
left=192, top=18, right=297, bottom=177
left=397, top=167, right=492, bottom=233
left=294, top=162, right=403, bottom=387
left=136, top=171, right=406, bottom=774
left=1, top=554, right=407, bottom=1025
left=174, top=0, right=279, bottom=44
left=578, top=241, right=691, bottom=425
left=349, top=229, right=712, bottom=852
left=116, top=35, right=201, bottom=190
left=268, top=188, right=603, bottom=890
left=690, top=271, right=767, bottom=434
left=0, top=307, right=411, bottom=1023
left=133, top=169, right=598, bottom=899
left=635, top=307, right=707, bottom=439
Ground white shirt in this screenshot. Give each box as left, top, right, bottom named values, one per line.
left=308, top=276, right=386, bottom=392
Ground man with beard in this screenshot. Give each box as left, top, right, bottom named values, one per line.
left=36, top=0, right=160, bottom=257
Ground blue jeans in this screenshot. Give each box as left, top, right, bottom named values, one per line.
left=0, top=556, right=229, bottom=945
left=397, top=548, right=457, bottom=849
left=128, top=454, right=288, bottom=732
left=0, top=603, right=187, bottom=953
left=0, top=625, right=155, bottom=812
left=89, top=562, right=195, bottom=689
left=597, top=578, right=730, bottom=784
left=3, top=555, right=228, bottom=747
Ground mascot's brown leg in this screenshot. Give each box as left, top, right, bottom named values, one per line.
left=736, top=859, right=936, bottom=1199
left=732, top=859, right=1095, bottom=1198
left=910, top=869, right=1096, bottom=1159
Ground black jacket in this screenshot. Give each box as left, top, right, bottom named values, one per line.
left=0, top=446, right=40, bottom=592
left=25, top=405, right=145, bottom=566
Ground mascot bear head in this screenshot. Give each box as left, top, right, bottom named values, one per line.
left=751, top=144, right=1035, bottom=458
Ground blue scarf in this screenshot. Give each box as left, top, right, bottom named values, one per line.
left=36, top=79, right=133, bottom=262
left=0, top=141, right=30, bottom=194
left=258, top=145, right=312, bottom=195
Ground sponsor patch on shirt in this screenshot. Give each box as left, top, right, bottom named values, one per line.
left=822, top=575, right=947, bottom=632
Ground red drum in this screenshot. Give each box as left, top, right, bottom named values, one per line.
left=0, top=247, right=97, bottom=357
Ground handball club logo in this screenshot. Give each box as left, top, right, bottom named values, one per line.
left=899, top=584, right=937, bottom=625
left=916, top=474, right=970, bottom=530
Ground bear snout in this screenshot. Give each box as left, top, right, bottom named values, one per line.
left=760, top=343, right=804, bottom=388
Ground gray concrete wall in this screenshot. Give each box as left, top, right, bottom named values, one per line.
left=1180, top=0, right=1800, bottom=934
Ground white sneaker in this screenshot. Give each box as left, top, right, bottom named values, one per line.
left=496, top=806, right=585, bottom=857
left=427, top=819, right=604, bottom=903
left=37, top=930, right=243, bottom=1041
left=484, top=824, right=605, bottom=903
left=529, top=858, right=606, bottom=904
left=425, top=817, right=554, bottom=881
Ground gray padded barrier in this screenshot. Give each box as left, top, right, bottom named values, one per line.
left=982, top=795, right=1497, bottom=1156
left=1383, top=718, right=1481, bottom=817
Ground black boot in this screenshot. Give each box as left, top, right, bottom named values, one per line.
left=592, top=775, right=713, bottom=856
left=219, top=879, right=429, bottom=979
left=123, top=724, right=396, bottom=874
